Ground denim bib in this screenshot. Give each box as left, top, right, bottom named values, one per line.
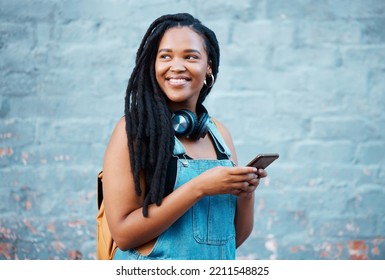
left=114, top=118, right=237, bottom=260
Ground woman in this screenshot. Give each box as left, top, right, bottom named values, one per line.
left=102, top=13, right=267, bottom=260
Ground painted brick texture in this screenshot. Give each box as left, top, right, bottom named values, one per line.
left=1, top=0, right=384, bottom=260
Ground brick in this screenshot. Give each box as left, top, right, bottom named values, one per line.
left=56, top=0, right=129, bottom=22
left=57, top=0, right=193, bottom=23
left=7, top=143, right=105, bottom=167
left=0, top=97, right=10, bottom=118
left=254, top=208, right=309, bottom=238
left=196, top=0, right=259, bottom=21
left=345, top=184, right=385, bottom=229
left=0, top=165, right=98, bottom=217
left=328, top=0, right=385, bottom=19
left=274, top=90, right=345, bottom=117
left=310, top=117, right=378, bottom=141
left=280, top=239, right=323, bottom=259
left=0, top=22, right=34, bottom=48
left=223, top=67, right=306, bottom=92
left=266, top=0, right=336, bottom=20
left=3, top=217, right=95, bottom=260
left=271, top=46, right=340, bottom=69
left=231, top=20, right=295, bottom=47
left=0, top=47, right=34, bottom=72
left=220, top=45, right=269, bottom=69
left=1, top=72, right=37, bottom=96
left=267, top=0, right=385, bottom=20
left=341, top=46, right=385, bottom=68
left=6, top=95, right=122, bottom=119
left=367, top=68, right=385, bottom=115
left=305, top=68, right=367, bottom=95
left=0, top=0, right=56, bottom=22
left=208, top=90, right=275, bottom=119
left=297, top=20, right=362, bottom=46
left=290, top=140, right=355, bottom=164
left=379, top=166, right=385, bottom=183
left=34, top=67, right=130, bottom=99
left=356, top=142, right=385, bottom=165
left=0, top=119, right=36, bottom=147
left=310, top=216, right=378, bottom=239
left=360, top=18, right=385, bottom=44
left=36, top=119, right=111, bottom=144
left=220, top=115, right=307, bottom=148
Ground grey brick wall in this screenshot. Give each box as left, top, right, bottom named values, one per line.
left=1, top=0, right=384, bottom=260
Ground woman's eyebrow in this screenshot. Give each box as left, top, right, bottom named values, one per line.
left=158, top=48, right=172, bottom=53
left=184, top=49, right=201, bottom=55
left=184, top=49, right=201, bottom=54
left=158, top=48, right=201, bottom=55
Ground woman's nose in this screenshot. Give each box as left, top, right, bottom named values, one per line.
left=170, top=58, right=186, bottom=72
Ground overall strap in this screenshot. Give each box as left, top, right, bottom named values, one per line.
left=173, top=137, right=187, bottom=155
left=208, top=117, right=232, bottom=159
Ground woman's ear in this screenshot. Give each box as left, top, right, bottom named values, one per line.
left=207, top=59, right=213, bottom=73
left=207, top=65, right=212, bottom=74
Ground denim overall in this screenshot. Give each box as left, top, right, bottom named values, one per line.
left=114, top=118, right=237, bottom=260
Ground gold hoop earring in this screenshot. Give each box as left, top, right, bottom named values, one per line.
left=204, top=73, right=215, bottom=88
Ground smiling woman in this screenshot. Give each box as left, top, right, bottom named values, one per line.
left=155, top=27, right=209, bottom=110
left=101, top=13, right=267, bottom=260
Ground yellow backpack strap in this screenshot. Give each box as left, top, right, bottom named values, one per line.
left=97, top=171, right=103, bottom=210
left=96, top=170, right=118, bottom=259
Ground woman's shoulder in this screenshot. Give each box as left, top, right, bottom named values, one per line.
left=210, top=116, right=231, bottom=139
left=104, top=116, right=128, bottom=158
left=115, top=116, right=126, bottom=131
left=110, top=116, right=127, bottom=140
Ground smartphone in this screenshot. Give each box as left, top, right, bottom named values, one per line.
left=246, top=153, right=279, bottom=169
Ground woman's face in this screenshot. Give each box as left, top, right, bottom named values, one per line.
left=155, top=26, right=211, bottom=112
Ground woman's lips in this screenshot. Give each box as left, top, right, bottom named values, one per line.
left=167, top=77, right=191, bottom=86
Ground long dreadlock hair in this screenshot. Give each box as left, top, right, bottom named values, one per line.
left=124, top=13, right=220, bottom=216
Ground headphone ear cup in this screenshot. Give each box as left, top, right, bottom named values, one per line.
left=171, top=109, right=197, bottom=137
left=191, top=111, right=210, bottom=140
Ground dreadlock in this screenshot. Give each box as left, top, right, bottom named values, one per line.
left=124, top=13, right=220, bottom=216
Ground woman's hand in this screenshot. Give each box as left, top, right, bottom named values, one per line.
left=238, top=168, right=267, bottom=198
left=193, top=166, right=264, bottom=197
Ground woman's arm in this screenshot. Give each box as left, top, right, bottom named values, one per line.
left=212, top=118, right=266, bottom=248
left=102, top=117, right=258, bottom=251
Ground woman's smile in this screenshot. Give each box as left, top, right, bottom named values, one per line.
left=166, top=76, right=192, bottom=86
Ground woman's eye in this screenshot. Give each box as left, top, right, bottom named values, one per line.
left=186, top=55, right=198, bottom=60
left=160, top=54, right=171, bottom=59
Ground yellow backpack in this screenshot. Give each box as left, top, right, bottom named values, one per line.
left=96, top=171, right=117, bottom=260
